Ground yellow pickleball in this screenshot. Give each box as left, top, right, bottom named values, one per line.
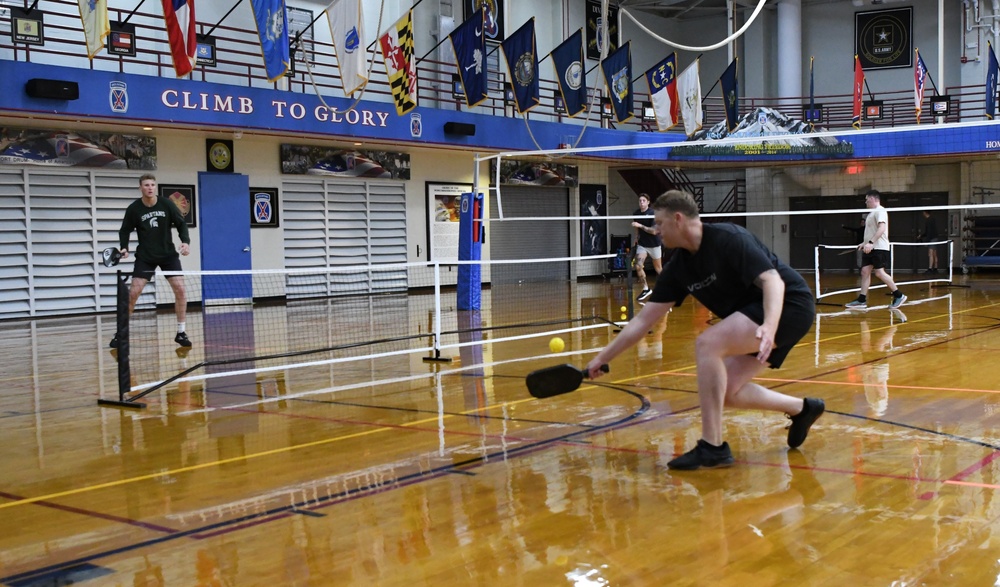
left=620, top=306, right=627, bottom=313
left=549, top=337, right=565, bottom=353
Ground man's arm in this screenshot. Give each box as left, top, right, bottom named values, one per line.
left=586, top=301, right=674, bottom=378
left=167, top=199, right=192, bottom=255
left=118, top=206, right=134, bottom=258
left=752, top=269, right=785, bottom=364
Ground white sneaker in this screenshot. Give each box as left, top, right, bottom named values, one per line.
left=845, top=299, right=867, bottom=308
left=637, top=289, right=653, bottom=302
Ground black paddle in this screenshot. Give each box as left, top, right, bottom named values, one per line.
left=101, top=247, right=122, bottom=267
left=525, top=364, right=609, bottom=399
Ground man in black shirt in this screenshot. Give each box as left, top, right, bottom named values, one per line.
left=631, top=193, right=662, bottom=301
left=111, top=174, right=192, bottom=348
left=918, top=210, right=940, bottom=274
left=586, top=190, right=823, bottom=470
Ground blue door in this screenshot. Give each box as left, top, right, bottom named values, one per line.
left=198, top=172, right=251, bottom=302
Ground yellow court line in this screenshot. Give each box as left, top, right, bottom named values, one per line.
left=5, top=299, right=998, bottom=510
left=0, top=408, right=483, bottom=511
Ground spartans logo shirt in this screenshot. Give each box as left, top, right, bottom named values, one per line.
left=119, top=197, right=190, bottom=262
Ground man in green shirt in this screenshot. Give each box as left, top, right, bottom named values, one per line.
left=110, top=174, right=192, bottom=348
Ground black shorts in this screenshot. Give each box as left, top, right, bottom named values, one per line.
left=860, top=249, right=890, bottom=270
left=133, top=254, right=182, bottom=281
left=737, top=294, right=815, bottom=369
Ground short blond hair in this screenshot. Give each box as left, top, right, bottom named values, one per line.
left=652, top=190, right=700, bottom=218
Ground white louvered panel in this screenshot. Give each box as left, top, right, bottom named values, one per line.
left=368, top=183, right=407, bottom=291
left=282, top=180, right=328, bottom=297
left=28, top=175, right=97, bottom=316
left=281, top=178, right=407, bottom=298
left=96, top=174, right=146, bottom=311
left=327, top=182, right=369, bottom=268
left=0, top=170, right=29, bottom=317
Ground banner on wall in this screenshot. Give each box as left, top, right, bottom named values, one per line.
left=279, top=144, right=410, bottom=178
left=491, top=159, right=578, bottom=187
left=585, top=0, right=618, bottom=61
left=464, top=0, right=504, bottom=43
left=580, top=184, right=607, bottom=256
left=855, top=7, right=912, bottom=70
left=0, top=127, right=156, bottom=169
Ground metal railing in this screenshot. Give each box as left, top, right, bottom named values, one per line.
left=1, top=0, right=993, bottom=133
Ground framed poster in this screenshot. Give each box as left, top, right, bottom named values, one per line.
left=250, top=187, right=279, bottom=228
left=856, top=7, right=912, bottom=70
left=464, top=0, right=504, bottom=43
left=108, top=21, right=136, bottom=57
left=161, top=184, right=196, bottom=227
left=586, top=0, right=618, bottom=61
left=580, top=184, right=607, bottom=256
left=11, top=7, right=45, bottom=46
left=426, top=182, right=472, bottom=262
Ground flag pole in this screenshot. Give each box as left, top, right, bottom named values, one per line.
left=121, top=0, right=149, bottom=25
left=203, top=0, right=245, bottom=38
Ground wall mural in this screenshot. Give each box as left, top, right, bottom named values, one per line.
left=280, top=144, right=411, bottom=179
left=0, top=128, right=156, bottom=169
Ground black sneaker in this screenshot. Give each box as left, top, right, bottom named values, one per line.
left=109, top=333, right=119, bottom=349
left=174, top=332, right=192, bottom=347
left=667, top=439, right=735, bottom=470
left=637, top=289, right=653, bottom=302
left=787, top=398, right=825, bottom=448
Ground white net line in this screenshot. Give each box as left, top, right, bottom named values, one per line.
left=813, top=241, right=956, bottom=301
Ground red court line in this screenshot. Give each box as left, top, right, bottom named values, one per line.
left=919, top=451, right=1000, bottom=499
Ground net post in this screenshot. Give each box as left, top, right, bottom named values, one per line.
left=423, top=261, right=452, bottom=363
left=814, top=245, right=820, bottom=303
left=99, top=270, right=146, bottom=409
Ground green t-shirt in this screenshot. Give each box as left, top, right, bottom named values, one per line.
left=118, top=197, right=190, bottom=263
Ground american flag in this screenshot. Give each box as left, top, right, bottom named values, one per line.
left=914, top=49, right=928, bottom=124
left=0, top=133, right=127, bottom=168
left=306, top=152, right=389, bottom=178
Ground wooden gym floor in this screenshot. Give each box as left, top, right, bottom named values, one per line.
left=2, top=274, right=1000, bottom=586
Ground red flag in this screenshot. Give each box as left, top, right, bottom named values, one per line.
left=852, top=55, right=864, bottom=130
left=161, top=0, right=196, bottom=77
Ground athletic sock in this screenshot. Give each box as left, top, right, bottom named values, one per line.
left=177, top=322, right=185, bottom=333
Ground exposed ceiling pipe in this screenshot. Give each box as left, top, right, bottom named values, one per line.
left=992, top=0, right=1000, bottom=40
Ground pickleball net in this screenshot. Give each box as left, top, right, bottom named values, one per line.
left=100, top=256, right=624, bottom=407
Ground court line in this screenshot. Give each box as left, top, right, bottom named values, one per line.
left=1, top=388, right=654, bottom=585
left=0, top=367, right=630, bottom=513
left=3, top=298, right=996, bottom=513
left=0, top=490, right=177, bottom=533
left=0, top=412, right=468, bottom=512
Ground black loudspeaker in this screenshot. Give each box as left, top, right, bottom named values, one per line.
left=25, top=78, right=80, bottom=101
left=443, top=122, right=476, bottom=136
